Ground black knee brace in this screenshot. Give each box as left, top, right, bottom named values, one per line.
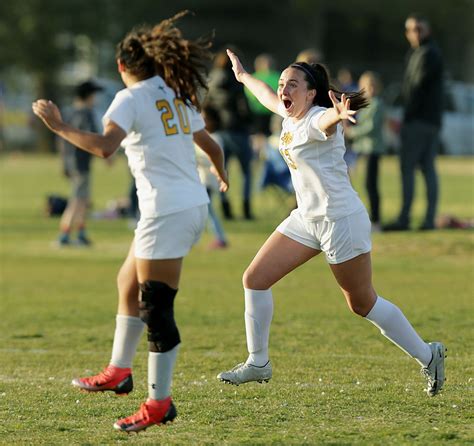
left=139, top=280, right=180, bottom=353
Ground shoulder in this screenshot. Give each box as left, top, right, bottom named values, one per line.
left=114, top=87, right=135, bottom=103
left=307, top=105, right=327, bottom=121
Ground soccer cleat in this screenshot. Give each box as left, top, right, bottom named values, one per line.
left=57, top=233, right=71, bottom=246
left=217, top=361, right=272, bottom=385
left=421, top=342, right=446, bottom=396
left=71, top=364, right=133, bottom=395
left=113, top=397, right=177, bottom=433
left=76, top=234, right=92, bottom=246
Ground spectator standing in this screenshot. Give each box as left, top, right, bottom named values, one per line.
left=196, top=105, right=229, bottom=249
left=244, top=54, right=280, bottom=148
left=345, top=72, right=386, bottom=231
left=58, top=80, right=102, bottom=246
left=337, top=67, right=359, bottom=173
left=384, top=14, right=443, bottom=231
left=206, top=49, right=255, bottom=220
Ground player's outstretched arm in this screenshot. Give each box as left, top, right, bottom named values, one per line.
left=32, top=99, right=126, bottom=158
left=317, top=91, right=357, bottom=136
left=193, top=129, right=229, bottom=192
left=226, top=49, right=279, bottom=114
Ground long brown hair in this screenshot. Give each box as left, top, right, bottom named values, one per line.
left=291, top=62, right=369, bottom=111
left=116, top=11, right=213, bottom=110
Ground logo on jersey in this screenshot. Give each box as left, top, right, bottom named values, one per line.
left=281, top=131, right=293, bottom=146
left=279, top=131, right=297, bottom=169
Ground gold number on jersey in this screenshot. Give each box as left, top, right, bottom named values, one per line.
left=156, top=100, right=178, bottom=136
left=156, top=99, right=191, bottom=136
left=279, top=148, right=297, bottom=170
left=173, top=99, right=191, bottom=134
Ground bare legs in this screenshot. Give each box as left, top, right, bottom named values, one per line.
left=116, top=241, right=183, bottom=316
left=60, top=197, right=88, bottom=230
left=239, top=233, right=431, bottom=370
left=243, top=231, right=320, bottom=289
left=112, top=240, right=184, bottom=398
left=329, top=252, right=377, bottom=316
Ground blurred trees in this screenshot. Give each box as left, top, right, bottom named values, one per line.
left=0, top=0, right=473, bottom=151
left=0, top=0, right=111, bottom=151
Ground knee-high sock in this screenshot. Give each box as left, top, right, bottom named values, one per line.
left=110, top=315, right=145, bottom=369
left=365, top=296, right=432, bottom=366
left=244, top=288, right=273, bottom=366
left=148, top=345, right=179, bottom=400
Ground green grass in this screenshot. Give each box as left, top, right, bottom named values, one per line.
left=0, top=153, right=473, bottom=445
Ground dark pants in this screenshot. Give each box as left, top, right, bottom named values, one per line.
left=217, top=130, right=254, bottom=218
left=365, top=153, right=381, bottom=224
left=398, top=121, right=439, bottom=227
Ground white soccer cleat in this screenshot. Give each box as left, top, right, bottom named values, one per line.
left=421, top=342, right=446, bottom=396
left=217, top=361, right=272, bottom=385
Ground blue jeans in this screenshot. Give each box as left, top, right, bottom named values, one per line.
left=217, top=130, right=253, bottom=202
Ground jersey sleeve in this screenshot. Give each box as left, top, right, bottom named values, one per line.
left=102, top=89, right=136, bottom=134
left=189, top=106, right=205, bottom=133
left=308, top=107, right=329, bottom=141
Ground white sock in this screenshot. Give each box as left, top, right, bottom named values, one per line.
left=244, top=288, right=273, bottom=367
left=110, top=315, right=145, bottom=369
left=365, top=296, right=432, bottom=366
left=148, top=345, right=179, bottom=400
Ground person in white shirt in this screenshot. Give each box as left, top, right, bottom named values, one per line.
left=33, top=11, right=228, bottom=433
left=217, top=50, right=445, bottom=398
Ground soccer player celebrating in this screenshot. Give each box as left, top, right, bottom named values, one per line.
left=217, top=50, right=445, bottom=397
left=33, top=12, right=228, bottom=432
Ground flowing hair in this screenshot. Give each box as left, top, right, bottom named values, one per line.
left=291, top=62, right=369, bottom=111
left=116, top=11, right=213, bottom=110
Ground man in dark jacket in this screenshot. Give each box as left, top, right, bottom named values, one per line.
left=384, top=14, right=443, bottom=231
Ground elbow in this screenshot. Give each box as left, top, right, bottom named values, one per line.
left=101, top=144, right=118, bottom=159
left=102, top=150, right=114, bottom=159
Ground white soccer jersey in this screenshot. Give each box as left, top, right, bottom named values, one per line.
left=278, top=104, right=365, bottom=220
left=103, top=75, right=209, bottom=218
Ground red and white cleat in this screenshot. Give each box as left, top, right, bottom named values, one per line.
left=113, top=397, right=177, bottom=432
left=71, top=365, right=133, bottom=395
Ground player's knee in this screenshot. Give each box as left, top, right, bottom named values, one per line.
left=242, top=266, right=263, bottom=290
left=347, top=301, right=370, bottom=317
left=346, top=294, right=376, bottom=317
left=139, top=280, right=180, bottom=352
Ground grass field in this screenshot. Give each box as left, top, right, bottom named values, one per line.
left=0, top=153, right=473, bottom=445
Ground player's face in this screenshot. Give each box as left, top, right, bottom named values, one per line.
left=278, top=68, right=316, bottom=120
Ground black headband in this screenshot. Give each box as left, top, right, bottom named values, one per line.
left=291, top=63, right=317, bottom=87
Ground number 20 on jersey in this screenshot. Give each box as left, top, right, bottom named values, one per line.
left=156, top=99, right=191, bottom=136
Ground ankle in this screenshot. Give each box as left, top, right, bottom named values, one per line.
left=146, top=396, right=171, bottom=408
left=246, top=351, right=269, bottom=367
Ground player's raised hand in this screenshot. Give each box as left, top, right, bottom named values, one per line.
left=226, top=49, right=247, bottom=83
left=32, top=100, right=64, bottom=132
left=329, top=90, right=357, bottom=124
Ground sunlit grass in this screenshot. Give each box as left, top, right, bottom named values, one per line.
left=1, top=154, right=473, bottom=445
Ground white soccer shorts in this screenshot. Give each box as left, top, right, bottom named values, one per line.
left=277, top=208, right=372, bottom=264
left=134, top=205, right=208, bottom=259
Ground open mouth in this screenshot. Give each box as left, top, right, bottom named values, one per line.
left=283, top=99, right=293, bottom=110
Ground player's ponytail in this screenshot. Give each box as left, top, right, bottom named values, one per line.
left=116, top=30, right=155, bottom=80
left=116, top=11, right=213, bottom=110
left=291, top=62, right=368, bottom=111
